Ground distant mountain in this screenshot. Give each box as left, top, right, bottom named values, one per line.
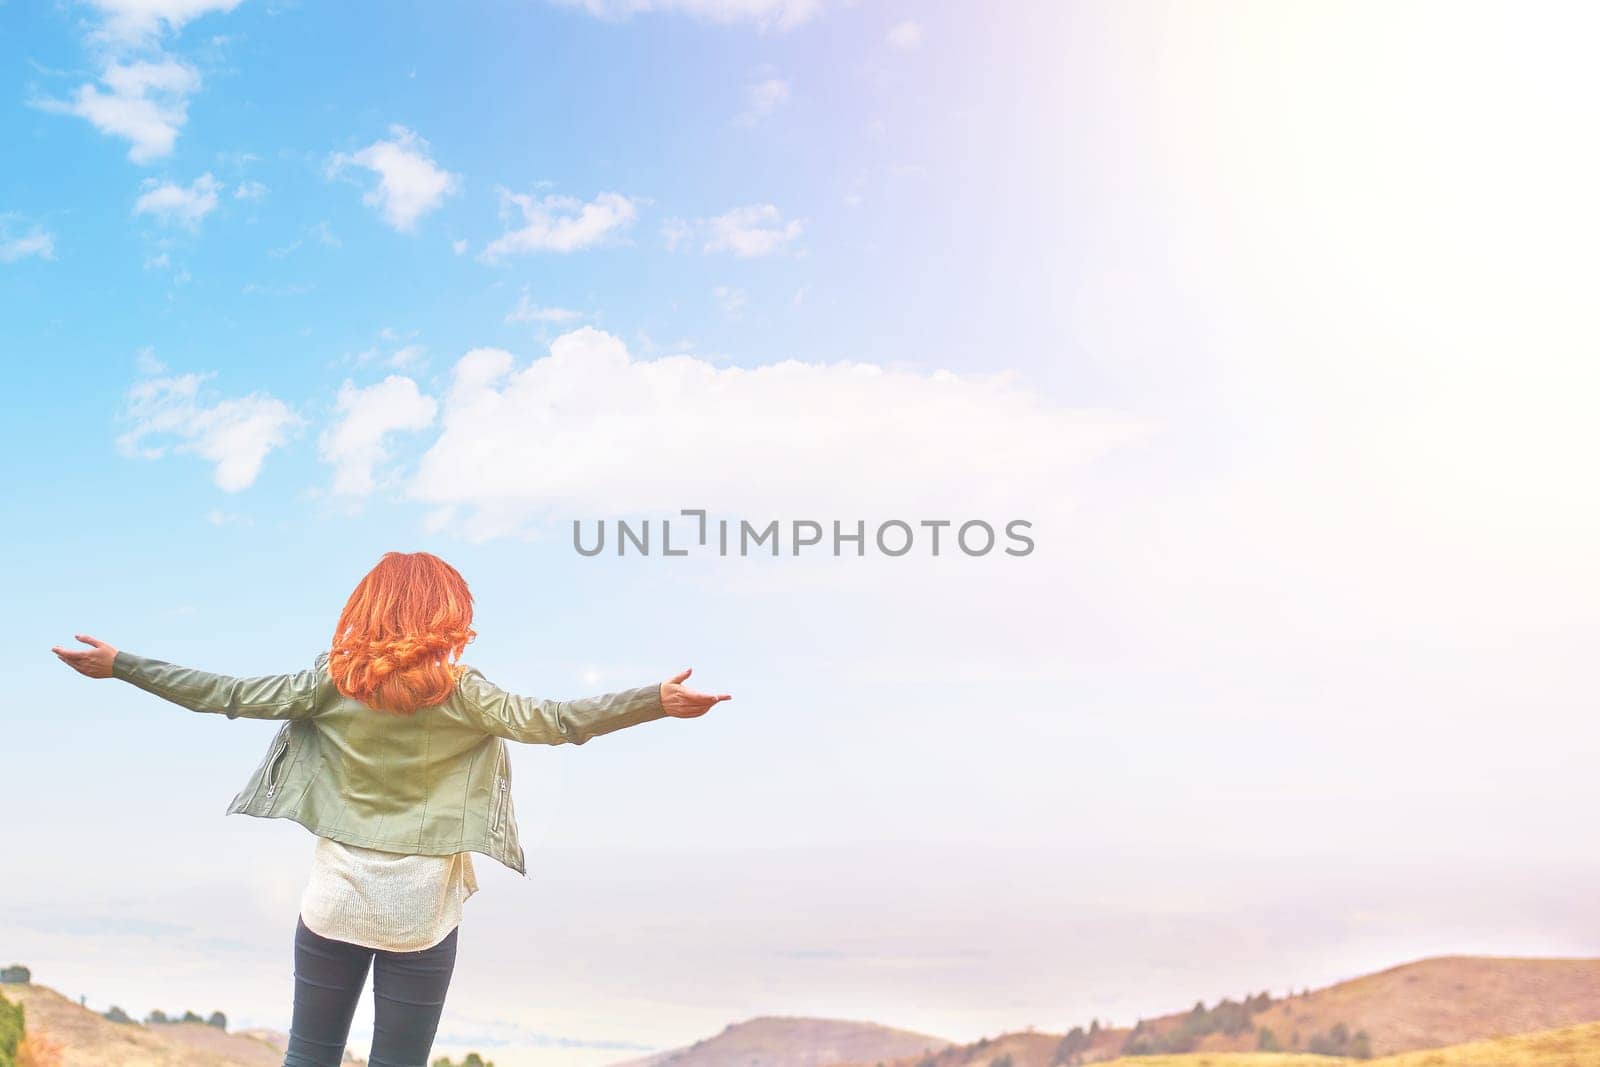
left=226, top=1025, right=365, bottom=1065
left=604, top=1014, right=953, bottom=1067
left=0, top=982, right=364, bottom=1066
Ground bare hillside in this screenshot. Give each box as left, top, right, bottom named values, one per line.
left=0, top=982, right=364, bottom=1066
left=1246, top=955, right=1600, bottom=1056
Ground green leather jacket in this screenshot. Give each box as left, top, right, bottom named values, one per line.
left=110, top=649, right=669, bottom=876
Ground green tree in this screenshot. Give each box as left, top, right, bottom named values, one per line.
left=207, top=1011, right=227, bottom=1030
left=102, top=1006, right=132, bottom=1024
left=1053, top=1025, right=1090, bottom=1066
left=1257, top=1027, right=1280, bottom=1052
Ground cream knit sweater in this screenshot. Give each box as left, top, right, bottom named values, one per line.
left=299, top=835, right=478, bottom=952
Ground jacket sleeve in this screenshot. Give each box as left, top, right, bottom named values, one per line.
left=457, top=667, right=668, bottom=745
left=110, top=650, right=327, bottom=721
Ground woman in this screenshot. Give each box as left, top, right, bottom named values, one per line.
left=50, top=550, right=731, bottom=1067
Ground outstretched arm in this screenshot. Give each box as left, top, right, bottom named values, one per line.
left=51, top=634, right=325, bottom=721
left=460, top=665, right=732, bottom=745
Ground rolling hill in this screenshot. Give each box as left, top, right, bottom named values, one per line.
left=8, top=953, right=1599, bottom=1067
left=0, top=982, right=364, bottom=1066
left=831, top=956, right=1600, bottom=1067
left=1242, top=955, right=1600, bottom=1056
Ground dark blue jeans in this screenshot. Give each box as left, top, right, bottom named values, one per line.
left=284, top=913, right=458, bottom=1067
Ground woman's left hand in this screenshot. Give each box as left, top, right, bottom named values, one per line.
left=51, top=634, right=118, bottom=679
left=659, top=668, right=732, bottom=718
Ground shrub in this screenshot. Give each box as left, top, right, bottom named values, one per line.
left=1307, top=1023, right=1369, bottom=1058
left=15, top=1035, right=62, bottom=1067
left=1257, top=1027, right=1281, bottom=1052
left=101, top=1007, right=132, bottom=1025
left=0, top=988, right=22, bottom=1067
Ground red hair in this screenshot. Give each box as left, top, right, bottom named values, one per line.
left=328, top=551, right=477, bottom=715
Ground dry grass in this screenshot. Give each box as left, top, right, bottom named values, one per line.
left=1091, top=1019, right=1600, bottom=1067
left=1096, top=1056, right=1348, bottom=1067
left=1373, top=1019, right=1600, bottom=1066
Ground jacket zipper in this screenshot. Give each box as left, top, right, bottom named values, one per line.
left=263, top=737, right=291, bottom=799
left=490, top=745, right=508, bottom=832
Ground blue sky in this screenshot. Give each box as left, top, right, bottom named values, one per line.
left=5, top=2, right=1600, bottom=1066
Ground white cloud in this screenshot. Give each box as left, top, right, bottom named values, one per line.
left=134, top=346, right=166, bottom=374
left=318, top=376, right=439, bottom=496
left=34, top=58, right=201, bottom=164
left=660, top=217, right=692, bottom=251
left=713, top=284, right=745, bottom=314
left=0, top=217, right=56, bottom=263
left=311, top=221, right=341, bottom=248
left=85, top=0, right=243, bottom=47
left=269, top=221, right=341, bottom=258
left=885, top=19, right=921, bottom=50
left=233, top=180, right=267, bottom=200
left=507, top=288, right=582, bottom=324
left=117, top=371, right=304, bottom=492
left=133, top=172, right=220, bottom=229
left=240, top=281, right=312, bottom=296
left=389, top=344, right=426, bottom=369
left=451, top=238, right=469, bottom=255
left=479, top=189, right=638, bottom=262
left=735, top=77, right=790, bottom=125
left=327, top=125, right=460, bottom=233
left=405, top=327, right=1145, bottom=541
left=549, top=0, right=820, bottom=32
left=703, top=203, right=803, bottom=256
left=663, top=204, right=804, bottom=257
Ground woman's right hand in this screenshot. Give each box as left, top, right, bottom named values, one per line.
left=52, top=634, right=119, bottom=679
left=660, top=668, right=732, bottom=718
